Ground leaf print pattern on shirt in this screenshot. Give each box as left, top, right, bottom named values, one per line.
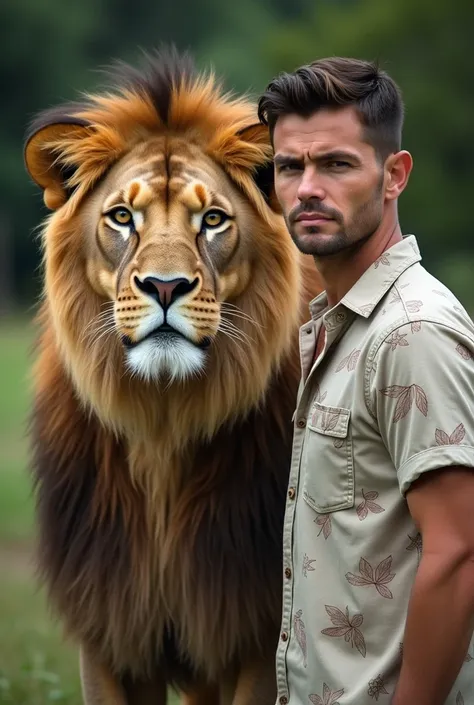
left=456, top=343, right=474, bottom=360
left=456, top=692, right=464, bottom=705
left=335, top=348, right=361, bottom=372
left=321, top=605, right=366, bottom=657
left=294, top=609, right=307, bottom=667
left=435, top=423, right=466, bottom=445
left=368, top=675, right=389, bottom=700
left=315, top=513, right=332, bottom=540
left=379, top=384, right=428, bottom=422
left=346, top=556, right=396, bottom=599
left=357, top=489, right=385, bottom=521
left=359, top=304, right=374, bottom=316
left=411, top=320, right=422, bottom=333
left=384, top=330, right=409, bottom=351
left=374, top=253, right=390, bottom=268
left=314, top=383, right=327, bottom=404
left=406, top=299, right=423, bottom=313
left=312, top=408, right=343, bottom=433
left=302, top=553, right=316, bottom=578
left=389, top=290, right=401, bottom=304
left=406, top=533, right=422, bottom=562
left=309, top=683, right=345, bottom=705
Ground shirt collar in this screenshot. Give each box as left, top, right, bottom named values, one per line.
left=308, top=234, right=421, bottom=326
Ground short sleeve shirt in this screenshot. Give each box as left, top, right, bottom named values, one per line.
left=276, top=235, right=474, bottom=705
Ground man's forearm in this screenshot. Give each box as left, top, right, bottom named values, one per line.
left=392, top=550, right=474, bottom=705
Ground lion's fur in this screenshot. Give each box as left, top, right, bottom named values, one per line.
left=25, top=48, right=322, bottom=693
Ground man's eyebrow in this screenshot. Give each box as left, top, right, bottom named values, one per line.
left=274, top=154, right=303, bottom=167
left=274, top=150, right=362, bottom=167
left=313, top=149, right=362, bottom=164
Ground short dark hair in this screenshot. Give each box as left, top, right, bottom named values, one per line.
left=257, top=57, right=404, bottom=161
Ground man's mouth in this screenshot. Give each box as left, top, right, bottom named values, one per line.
left=296, top=212, right=332, bottom=223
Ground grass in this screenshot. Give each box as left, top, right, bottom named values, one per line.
left=0, top=315, right=178, bottom=704
left=0, top=315, right=82, bottom=704
left=0, top=577, right=81, bottom=704
left=0, top=317, right=35, bottom=545
left=0, top=314, right=82, bottom=704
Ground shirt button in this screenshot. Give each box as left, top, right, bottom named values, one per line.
left=288, top=487, right=296, bottom=500
left=280, top=697, right=289, bottom=705
left=336, top=311, right=346, bottom=323
left=296, top=418, right=306, bottom=428
left=281, top=631, right=289, bottom=641
left=285, top=567, right=292, bottom=579
left=306, top=327, right=312, bottom=334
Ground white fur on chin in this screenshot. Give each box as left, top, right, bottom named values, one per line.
left=125, top=336, right=206, bottom=382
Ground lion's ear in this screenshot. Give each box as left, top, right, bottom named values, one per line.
left=24, top=106, right=91, bottom=210
left=236, top=122, right=270, bottom=148
left=236, top=123, right=281, bottom=214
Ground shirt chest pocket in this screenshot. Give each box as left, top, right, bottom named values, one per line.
left=302, top=402, right=355, bottom=514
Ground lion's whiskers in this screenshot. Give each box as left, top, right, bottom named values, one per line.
left=220, top=303, right=262, bottom=328
left=218, top=318, right=254, bottom=351
left=81, top=304, right=118, bottom=347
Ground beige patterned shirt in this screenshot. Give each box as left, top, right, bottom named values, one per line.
left=276, top=235, right=474, bottom=705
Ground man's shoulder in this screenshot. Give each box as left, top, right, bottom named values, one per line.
left=397, top=262, right=469, bottom=319
left=361, top=262, right=474, bottom=356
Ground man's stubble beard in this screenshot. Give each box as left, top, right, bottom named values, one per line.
left=286, top=178, right=385, bottom=258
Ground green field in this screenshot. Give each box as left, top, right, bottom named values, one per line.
left=0, top=316, right=82, bottom=704
left=0, top=317, right=178, bottom=704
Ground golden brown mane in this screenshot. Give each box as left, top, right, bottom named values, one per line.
left=25, top=47, right=322, bottom=702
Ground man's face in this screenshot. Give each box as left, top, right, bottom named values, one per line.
left=273, top=106, right=388, bottom=257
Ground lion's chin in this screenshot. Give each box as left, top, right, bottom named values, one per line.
left=125, top=335, right=207, bottom=382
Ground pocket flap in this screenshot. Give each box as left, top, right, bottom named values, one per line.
left=308, top=402, right=350, bottom=438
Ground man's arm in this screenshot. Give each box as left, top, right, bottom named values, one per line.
left=367, top=317, right=474, bottom=704
left=392, top=466, right=474, bottom=705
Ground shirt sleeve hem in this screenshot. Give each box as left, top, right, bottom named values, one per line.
left=398, top=445, right=474, bottom=496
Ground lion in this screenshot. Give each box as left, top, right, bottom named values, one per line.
left=23, top=47, right=321, bottom=705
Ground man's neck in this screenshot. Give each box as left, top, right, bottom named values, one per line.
left=314, top=220, right=403, bottom=309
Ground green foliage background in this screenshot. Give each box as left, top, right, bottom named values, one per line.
left=1, top=0, right=473, bottom=308
left=0, top=1, right=473, bottom=701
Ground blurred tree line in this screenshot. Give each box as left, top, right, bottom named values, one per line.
left=1, top=0, right=472, bottom=311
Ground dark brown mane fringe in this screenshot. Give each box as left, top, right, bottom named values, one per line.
left=30, top=319, right=300, bottom=686
left=104, top=46, right=199, bottom=125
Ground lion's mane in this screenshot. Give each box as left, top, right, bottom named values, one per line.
left=26, top=48, right=321, bottom=690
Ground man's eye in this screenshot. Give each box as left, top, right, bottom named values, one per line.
left=278, top=163, right=301, bottom=173
left=328, top=161, right=351, bottom=169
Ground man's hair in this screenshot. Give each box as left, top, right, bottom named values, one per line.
left=257, top=57, right=404, bottom=161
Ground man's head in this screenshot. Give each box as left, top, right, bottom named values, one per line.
left=258, top=57, right=412, bottom=257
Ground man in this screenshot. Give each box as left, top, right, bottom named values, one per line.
left=257, top=57, right=474, bottom=705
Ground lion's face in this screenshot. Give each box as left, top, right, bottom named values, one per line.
left=25, top=54, right=314, bottom=435
left=83, top=136, right=258, bottom=381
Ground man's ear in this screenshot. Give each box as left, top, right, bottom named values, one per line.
left=236, top=123, right=281, bottom=214
left=384, top=150, right=413, bottom=202
left=24, top=104, right=91, bottom=210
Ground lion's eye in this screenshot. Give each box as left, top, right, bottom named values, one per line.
left=107, top=207, right=133, bottom=226
left=203, top=210, right=227, bottom=228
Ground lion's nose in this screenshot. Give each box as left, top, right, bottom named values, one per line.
left=134, top=275, right=198, bottom=308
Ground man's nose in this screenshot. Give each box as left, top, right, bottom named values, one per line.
left=296, top=168, right=326, bottom=203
